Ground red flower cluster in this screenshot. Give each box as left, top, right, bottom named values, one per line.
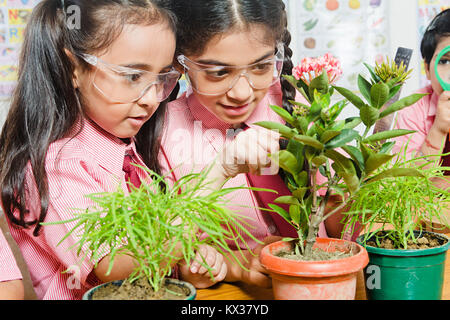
left=292, top=53, right=343, bottom=85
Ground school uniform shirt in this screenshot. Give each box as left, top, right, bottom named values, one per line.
left=392, top=85, right=438, bottom=155
left=5, top=118, right=150, bottom=300
left=160, top=82, right=328, bottom=250
left=0, top=227, right=22, bottom=282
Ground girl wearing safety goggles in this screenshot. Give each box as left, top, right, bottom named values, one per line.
left=160, top=0, right=341, bottom=289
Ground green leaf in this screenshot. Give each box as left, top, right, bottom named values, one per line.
left=365, top=153, right=395, bottom=175
left=309, top=72, right=329, bottom=96
left=324, top=149, right=356, bottom=174
left=360, top=143, right=373, bottom=163
left=333, top=86, right=365, bottom=110
left=295, top=171, right=308, bottom=188
left=283, top=75, right=311, bottom=103
left=269, top=105, right=294, bottom=126
left=365, top=168, right=425, bottom=184
left=274, top=196, right=300, bottom=205
left=320, top=130, right=341, bottom=144
left=387, top=84, right=402, bottom=101
left=325, top=129, right=360, bottom=150
left=358, top=75, right=372, bottom=103
left=379, top=141, right=395, bottom=154
left=340, top=171, right=360, bottom=194
left=364, top=62, right=381, bottom=83
left=312, top=155, right=327, bottom=167
left=287, top=140, right=304, bottom=170
left=289, top=205, right=301, bottom=225
left=329, top=100, right=348, bottom=121
left=267, top=203, right=291, bottom=223
left=292, top=134, right=324, bottom=150
left=359, top=105, right=380, bottom=127
left=292, top=187, right=308, bottom=199
left=379, top=93, right=428, bottom=119
left=363, top=129, right=416, bottom=143
left=342, top=145, right=365, bottom=171
left=254, top=121, right=297, bottom=139
left=307, top=100, right=323, bottom=122
left=370, top=82, right=390, bottom=109
left=343, top=117, right=362, bottom=130
left=276, top=150, right=300, bottom=175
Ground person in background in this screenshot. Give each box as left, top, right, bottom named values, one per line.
left=393, top=9, right=450, bottom=187
left=0, top=0, right=225, bottom=299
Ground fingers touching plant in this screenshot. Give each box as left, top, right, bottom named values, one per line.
left=256, top=54, right=427, bottom=257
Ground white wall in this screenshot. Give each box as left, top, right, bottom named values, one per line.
left=388, top=0, right=421, bottom=98
left=0, top=100, right=9, bottom=127
left=287, top=0, right=421, bottom=97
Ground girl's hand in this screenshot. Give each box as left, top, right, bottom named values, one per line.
left=179, top=245, right=227, bottom=289
left=432, top=91, right=450, bottom=135
left=217, top=128, right=280, bottom=178
left=224, top=236, right=281, bottom=288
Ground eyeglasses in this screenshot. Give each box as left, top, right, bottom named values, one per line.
left=177, top=43, right=284, bottom=96
left=78, top=54, right=181, bottom=103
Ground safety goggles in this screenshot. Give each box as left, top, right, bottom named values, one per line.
left=177, top=43, right=284, bottom=96
left=79, top=53, right=180, bottom=103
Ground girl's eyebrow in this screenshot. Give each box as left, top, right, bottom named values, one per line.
left=196, top=51, right=275, bottom=66
left=119, top=63, right=173, bottom=72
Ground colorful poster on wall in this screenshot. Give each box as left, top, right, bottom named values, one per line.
left=417, top=0, right=450, bottom=87
left=290, top=0, right=390, bottom=93
left=0, top=0, right=40, bottom=101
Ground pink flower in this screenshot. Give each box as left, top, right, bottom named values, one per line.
left=293, top=53, right=343, bottom=85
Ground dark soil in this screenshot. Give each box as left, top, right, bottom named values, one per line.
left=365, top=231, right=447, bottom=250
left=91, top=278, right=191, bottom=300
left=276, top=242, right=355, bottom=261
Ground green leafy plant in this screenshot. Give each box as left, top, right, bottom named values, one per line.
left=47, top=166, right=263, bottom=293
left=256, top=53, right=428, bottom=257
left=345, top=151, right=450, bottom=249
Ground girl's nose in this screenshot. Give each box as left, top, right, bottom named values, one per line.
left=137, top=84, right=159, bottom=108
left=226, top=75, right=253, bottom=101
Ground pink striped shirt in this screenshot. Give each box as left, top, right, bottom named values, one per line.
left=5, top=118, right=150, bottom=300
left=0, top=226, right=22, bottom=282
left=160, top=82, right=327, bottom=250
left=393, top=85, right=437, bottom=155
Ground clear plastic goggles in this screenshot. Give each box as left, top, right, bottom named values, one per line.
left=177, top=43, right=284, bottom=96
left=79, top=54, right=181, bottom=103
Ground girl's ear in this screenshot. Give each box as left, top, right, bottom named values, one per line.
left=424, top=61, right=431, bottom=81
left=173, top=56, right=185, bottom=74
left=64, top=48, right=80, bottom=88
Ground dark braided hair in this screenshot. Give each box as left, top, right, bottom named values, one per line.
left=169, top=0, right=295, bottom=114
left=279, top=1, right=296, bottom=115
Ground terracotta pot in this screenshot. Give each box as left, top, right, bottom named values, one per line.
left=260, top=238, right=369, bottom=300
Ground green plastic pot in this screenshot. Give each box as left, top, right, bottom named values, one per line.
left=357, top=231, right=449, bottom=300
left=82, top=278, right=197, bottom=300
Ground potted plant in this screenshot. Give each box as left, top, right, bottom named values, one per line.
left=345, top=152, right=450, bottom=300
left=257, top=53, right=429, bottom=300
left=48, top=166, right=261, bottom=300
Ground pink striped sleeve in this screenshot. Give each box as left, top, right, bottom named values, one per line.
left=0, top=227, right=22, bottom=282
left=43, top=157, right=119, bottom=284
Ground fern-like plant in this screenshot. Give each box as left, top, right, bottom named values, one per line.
left=46, top=166, right=263, bottom=292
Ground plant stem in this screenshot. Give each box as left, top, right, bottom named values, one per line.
left=362, top=126, right=372, bottom=139
left=305, top=166, right=320, bottom=256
